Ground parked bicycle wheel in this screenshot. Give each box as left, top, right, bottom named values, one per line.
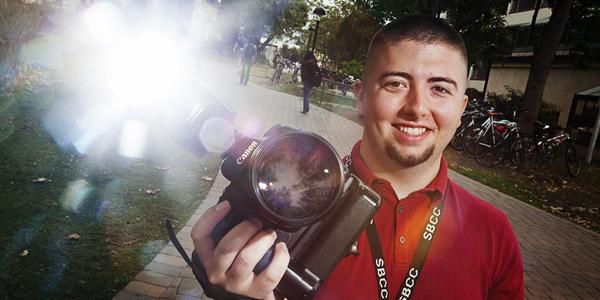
left=462, top=125, right=485, bottom=158
left=474, top=131, right=504, bottom=167
left=450, top=124, right=467, bottom=150
left=565, top=140, right=581, bottom=177
left=509, top=136, right=528, bottom=167
left=510, top=136, right=539, bottom=168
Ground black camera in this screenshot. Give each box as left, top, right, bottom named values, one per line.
left=212, top=125, right=381, bottom=299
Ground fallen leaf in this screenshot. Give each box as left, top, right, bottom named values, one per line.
left=19, top=249, right=28, bottom=256
left=32, top=177, right=52, bottom=183
left=145, top=189, right=160, bottom=195
left=201, top=176, right=214, bottom=181
left=155, top=166, right=171, bottom=171
left=66, top=233, right=80, bottom=240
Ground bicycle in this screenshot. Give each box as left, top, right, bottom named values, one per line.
left=450, top=109, right=485, bottom=151
left=461, top=109, right=501, bottom=158
left=474, top=118, right=521, bottom=167
left=513, top=127, right=581, bottom=177
left=271, top=60, right=285, bottom=84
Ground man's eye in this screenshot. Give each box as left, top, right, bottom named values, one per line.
left=385, top=81, right=404, bottom=88
left=433, top=86, right=451, bottom=95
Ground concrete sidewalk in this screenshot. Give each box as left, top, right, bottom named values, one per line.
left=114, top=60, right=600, bottom=300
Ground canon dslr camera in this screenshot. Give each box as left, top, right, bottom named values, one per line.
left=206, top=125, right=380, bottom=299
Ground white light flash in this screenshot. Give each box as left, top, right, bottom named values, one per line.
left=118, top=120, right=148, bottom=158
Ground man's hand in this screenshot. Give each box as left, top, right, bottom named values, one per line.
left=191, top=201, right=290, bottom=299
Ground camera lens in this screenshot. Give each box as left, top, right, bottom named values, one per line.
left=253, top=133, right=343, bottom=225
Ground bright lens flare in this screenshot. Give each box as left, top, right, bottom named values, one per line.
left=79, top=2, right=124, bottom=44
left=104, top=32, right=188, bottom=106
left=119, top=120, right=148, bottom=158
left=62, top=180, right=93, bottom=213
left=45, top=2, right=230, bottom=160
left=199, top=117, right=237, bottom=153
left=258, top=182, right=268, bottom=190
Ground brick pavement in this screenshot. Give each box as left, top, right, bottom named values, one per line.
left=114, top=60, right=600, bottom=300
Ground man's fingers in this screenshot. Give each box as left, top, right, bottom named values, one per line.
left=227, top=229, right=278, bottom=281
left=208, top=219, right=262, bottom=279
left=189, top=202, right=287, bottom=298
left=251, top=242, right=290, bottom=298
left=190, top=201, right=231, bottom=263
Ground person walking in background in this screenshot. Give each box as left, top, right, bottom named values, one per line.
left=300, top=52, right=320, bottom=114
left=271, top=51, right=283, bottom=84
left=232, top=32, right=247, bottom=72
left=239, top=39, right=257, bottom=86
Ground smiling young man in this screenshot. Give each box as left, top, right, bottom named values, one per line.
left=312, top=15, right=524, bottom=300
left=190, top=15, right=524, bottom=300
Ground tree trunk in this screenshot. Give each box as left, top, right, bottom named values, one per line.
left=258, top=33, right=275, bottom=53
left=520, top=0, right=573, bottom=132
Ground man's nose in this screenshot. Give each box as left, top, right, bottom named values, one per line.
left=401, top=86, right=427, bottom=118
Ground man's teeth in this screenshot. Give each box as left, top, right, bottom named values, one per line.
left=398, top=126, right=426, bottom=136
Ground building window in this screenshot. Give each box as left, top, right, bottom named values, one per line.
left=511, top=24, right=545, bottom=49
left=509, top=0, right=547, bottom=13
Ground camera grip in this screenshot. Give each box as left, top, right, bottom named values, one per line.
left=211, top=212, right=275, bottom=274
left=297, top=175, right=380, bottom=279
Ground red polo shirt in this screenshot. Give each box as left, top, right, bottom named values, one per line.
left=315, top=141, right=524, bottom=300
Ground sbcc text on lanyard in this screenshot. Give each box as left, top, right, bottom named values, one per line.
left=366, top=185, right=447, bottom=300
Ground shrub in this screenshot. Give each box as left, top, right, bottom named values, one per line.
left=486, top=86, right=560, bottom=126
left=340, top=59, right=362, bottom=79
left=539, top=102, right=560, bottom=128
left=465, top=88, right=484, bottom=102
left=486, top=86, right=524, bottom=116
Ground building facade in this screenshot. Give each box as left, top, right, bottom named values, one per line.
left=469, top=0, right=600, bottom=127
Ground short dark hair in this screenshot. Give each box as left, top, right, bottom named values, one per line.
left=364, top=15, right=467, bottom=78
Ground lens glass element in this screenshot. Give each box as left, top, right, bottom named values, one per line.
left=254, top=134, right=342, bottom=221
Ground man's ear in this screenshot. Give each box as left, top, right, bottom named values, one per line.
left=458, top=95, right=468, bottom=128
left=354, top=80, right=364, bottom=118
left=461, top=95, right=468, bottom=111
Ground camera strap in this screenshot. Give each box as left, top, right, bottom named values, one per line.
left=366, top=185, right=447, bottom=300
left=165, top=219, right=257, bottom=300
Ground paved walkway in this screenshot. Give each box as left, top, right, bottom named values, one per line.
left=114, top=60, right=600, bottom=300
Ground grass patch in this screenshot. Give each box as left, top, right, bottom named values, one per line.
left=449, top=163, right=546, bottom=208
left=0, top=82, right=221, bottom=299
left=447, top=151, right=599, bottom=233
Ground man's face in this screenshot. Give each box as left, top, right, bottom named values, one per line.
left=355, top=40, right=468, bottom=168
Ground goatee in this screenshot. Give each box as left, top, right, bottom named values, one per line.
left=385, top=141, right=435, bottom=167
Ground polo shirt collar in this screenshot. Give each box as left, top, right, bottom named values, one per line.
left=349, top=140, right=448, bottom=202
